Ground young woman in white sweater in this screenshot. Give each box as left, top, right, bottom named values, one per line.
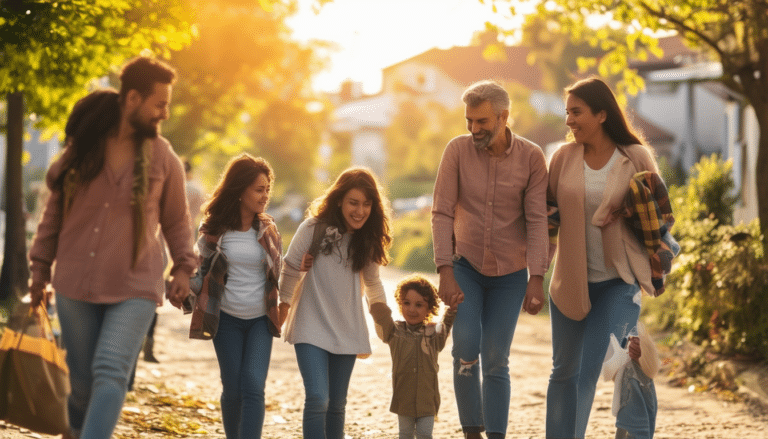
left=278, top=167, right=392, bottom=439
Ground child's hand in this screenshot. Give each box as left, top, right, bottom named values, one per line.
left=628, top=336, right=641, bottom=361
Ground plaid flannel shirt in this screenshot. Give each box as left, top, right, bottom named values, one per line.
left=548, top=171, right=679, bottom=296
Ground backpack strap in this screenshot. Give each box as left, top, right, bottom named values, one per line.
left=307, top=219, right=328, bottom=258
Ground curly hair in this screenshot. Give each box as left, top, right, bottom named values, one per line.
left=308, top=167, right=391, bottom=272
left=201, top=153, right=274, bottom=236
left=394, top=275, right=440, bottom=323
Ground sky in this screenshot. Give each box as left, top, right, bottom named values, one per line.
left=287, top=0, right=523, bottom=94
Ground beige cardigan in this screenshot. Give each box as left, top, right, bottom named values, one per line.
left=548, top=142, right=658, bottom=321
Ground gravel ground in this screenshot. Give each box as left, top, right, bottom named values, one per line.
left=2, top=266, right=767, bottom=438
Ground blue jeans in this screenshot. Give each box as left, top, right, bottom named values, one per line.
left=294, top=343, right=357, bottom=439
left=546, top=278, right=641, bottom=439
left=212, top=312, right=273, bottom=438
left=398, top=415, right=435, bottom=439
left=616, top=361, right=657, bottom=439
left=56, top=294, right=156, bottom=439
left=452, top=258, right=528, bottom=435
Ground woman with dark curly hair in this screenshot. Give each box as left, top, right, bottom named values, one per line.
left=191, top=153, right=282, bottom=438
left=278, top=167, right=392, bottom=439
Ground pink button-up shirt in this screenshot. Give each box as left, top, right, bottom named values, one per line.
left=432, top=128, right=549, bottom=277
left=29, top=137, right=197, bottom=305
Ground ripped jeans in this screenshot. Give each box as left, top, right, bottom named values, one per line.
left=451, top=258, right=528, bottom=435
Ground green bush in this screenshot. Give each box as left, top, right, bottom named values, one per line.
left=389, top=208, right=436, bottom=273
left=387, top=176, right=435, bottom=200
left=666, top=220, right=768, bottom=359
left=682, top=154, right=738, bottom=226
left=645, top=155, right=768, bottom=360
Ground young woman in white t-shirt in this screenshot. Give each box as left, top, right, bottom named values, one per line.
left=278, top=167, right=392, bottom=439
left=196, top=154, right=282, bottom=438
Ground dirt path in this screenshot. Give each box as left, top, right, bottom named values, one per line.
left=2, top=266, right=766, bottom=438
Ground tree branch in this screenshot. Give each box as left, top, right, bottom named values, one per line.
left=636, top=0, right=726, bottom=60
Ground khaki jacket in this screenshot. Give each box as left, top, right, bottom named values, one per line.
left=372, top=304, right=456, bottom=417
left=548, top=142, right=657, bottom=321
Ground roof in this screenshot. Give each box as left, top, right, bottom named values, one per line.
left=645, top=61, right=722, bottom=82
left=330, top=94, right=396, bottom=131
left=383, top=45, right=544, bottom=90
left=627, top=110, right=675, bottom=143
left=630, top=35, right=708, bottom=72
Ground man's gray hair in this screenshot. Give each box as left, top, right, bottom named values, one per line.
left=462, top=80, right=510, bottom=116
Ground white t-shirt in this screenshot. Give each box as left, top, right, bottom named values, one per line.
left=219, top=228, right=267, bottom=319
left=584, top=148, right=621, bottom=282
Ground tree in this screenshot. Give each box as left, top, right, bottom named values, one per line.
left=0, top=0, right=194, bottom=300
left=486, top=0, right=768, bottom=252
left=162, top=0, right=333, bottom=197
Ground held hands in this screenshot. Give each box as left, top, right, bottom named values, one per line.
left=628, top=336, right=641, bottom=361
left=278, top=302, right=291, bottom=327
left=522, top=275, right=545, bottom=315
left=438, top=266, right=464, bottom=309
left=166, top=273, right=191, bottom=309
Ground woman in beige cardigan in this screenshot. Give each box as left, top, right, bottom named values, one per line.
left=546, top=77, right=658, bottom=439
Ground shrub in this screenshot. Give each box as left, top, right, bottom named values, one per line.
left=389, top=208, right=436, bottom=273
left=645, top=155, right=768, bottom=360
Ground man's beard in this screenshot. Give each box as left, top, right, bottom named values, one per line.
left=129, top=109, right=159, bottom=139
left=472, top=129, right=495, bottom=150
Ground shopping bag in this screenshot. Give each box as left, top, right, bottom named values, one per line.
left=0, top=302, right=70, bottom=435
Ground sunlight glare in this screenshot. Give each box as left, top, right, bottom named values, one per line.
left=287, top=0, right=525, bottom=94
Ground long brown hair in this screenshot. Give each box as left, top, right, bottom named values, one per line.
left=565, top=77, right=654, bottom=158
left=308, top=167, right=391, bottom=272
left=201, top=153, right=274, bottom=236
left=54, top=89, right=121, bottom=190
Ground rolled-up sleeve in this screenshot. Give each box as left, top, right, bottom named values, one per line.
left=431, top=140, right=460, bottom=271
left=28, top=159, right=65, bottom=286
left=160, top=150, right=197, bottom=276
left=524, top=147, right=550, bottom=276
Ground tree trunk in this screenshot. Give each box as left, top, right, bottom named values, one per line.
left=757, top=116, right=768, bottom=257
left=0, top=92, right=29, bottom=300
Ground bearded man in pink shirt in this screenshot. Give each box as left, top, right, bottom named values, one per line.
left=431, top=80, right=550, bottom=439
left=28, top=56, right=197, bottom=439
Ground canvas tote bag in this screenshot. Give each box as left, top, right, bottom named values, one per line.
left=0, top=302, right=70, bottom=435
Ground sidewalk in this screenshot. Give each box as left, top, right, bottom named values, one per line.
left=2, top=266, right=767, bottom=438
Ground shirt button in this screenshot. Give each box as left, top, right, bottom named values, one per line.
left=104, top=202, right=109, bottom=208
left=94, top=227, right=99, bottom=233
left=90, top=252, right=95, bottom=257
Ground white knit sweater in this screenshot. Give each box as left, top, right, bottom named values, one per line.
left=278, top=218, right=387, bottom=355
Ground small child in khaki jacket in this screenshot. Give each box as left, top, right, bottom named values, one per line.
left=370, top=274, right=457, bottom=439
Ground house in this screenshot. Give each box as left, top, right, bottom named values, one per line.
left=328, top=44, right=562, bottom=181
left=627, top=36, right=759, bottom=223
